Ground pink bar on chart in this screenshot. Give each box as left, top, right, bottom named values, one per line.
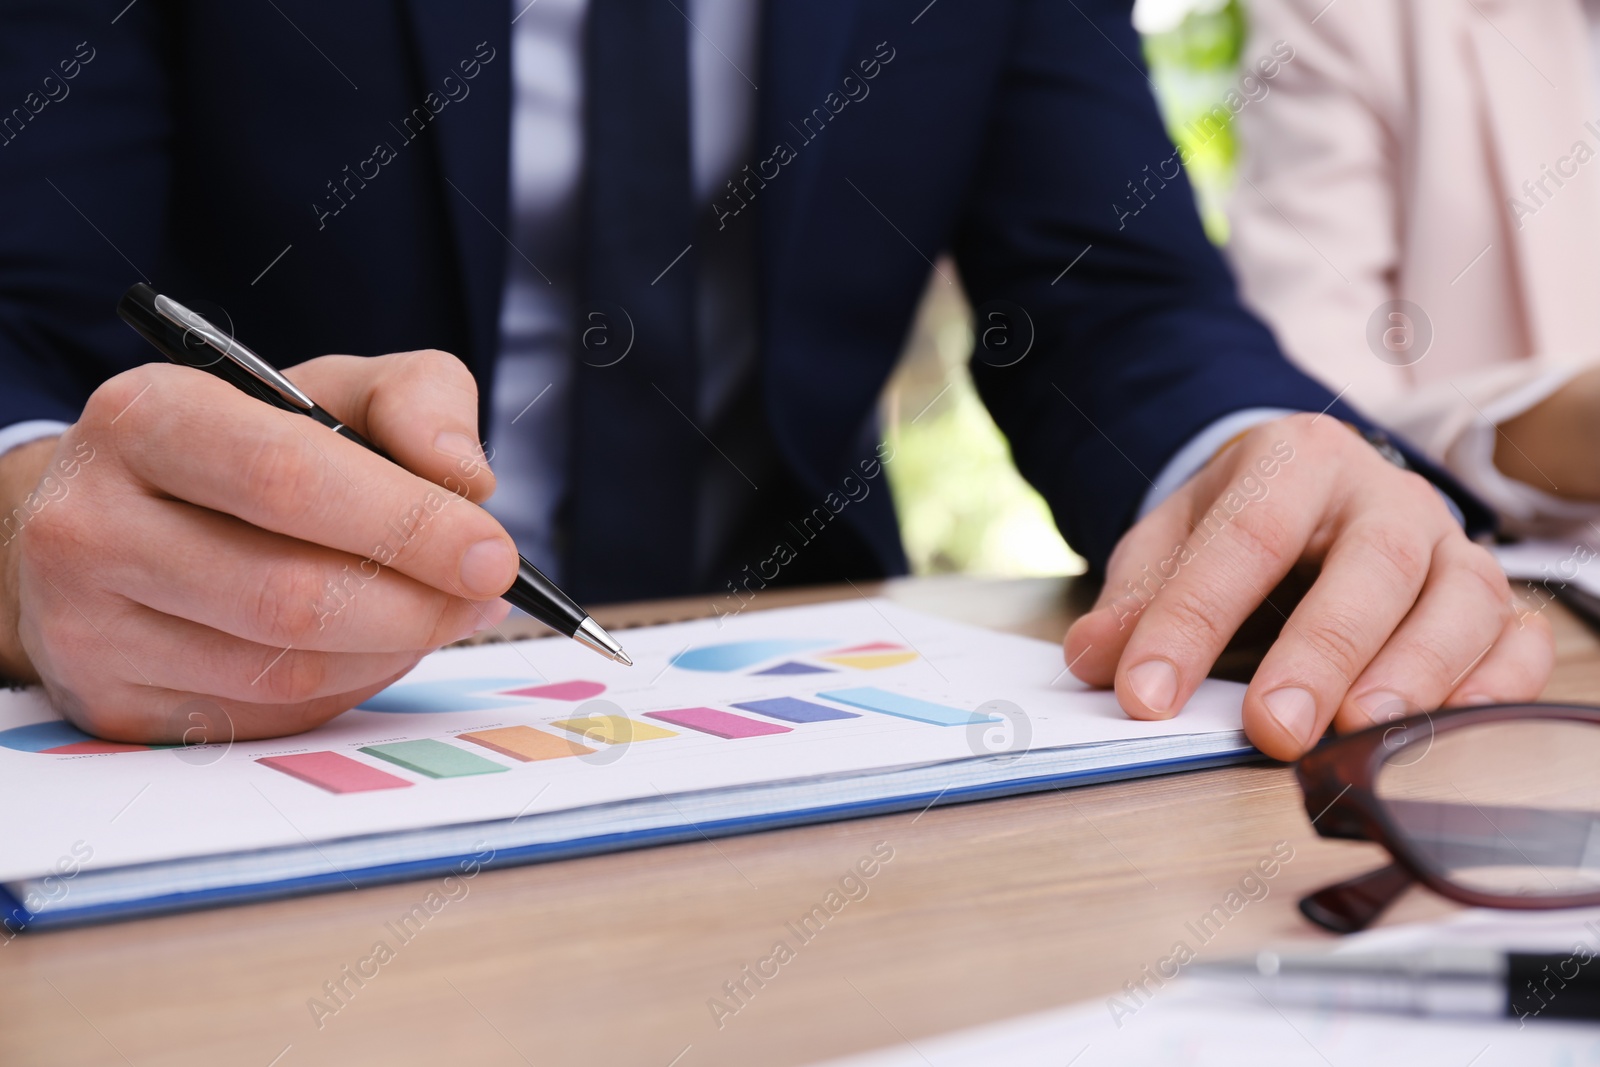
left=828, top=641, right=904, bottom=653
left=644, top=707, right=792, bottom=740
left=258, top=751, right=413, bottom=794
left=502, top=680, right=607, bottom=701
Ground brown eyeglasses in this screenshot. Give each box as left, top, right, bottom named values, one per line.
left=1295, top=703, right=1600, bottom=933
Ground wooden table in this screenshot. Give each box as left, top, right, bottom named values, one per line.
left=5, top=576, right=1597, bottom=1067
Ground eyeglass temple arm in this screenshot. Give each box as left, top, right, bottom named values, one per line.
left=1295, top=755, right=1373, bottom=841
left=1298, top=861, right=1413, bottom=934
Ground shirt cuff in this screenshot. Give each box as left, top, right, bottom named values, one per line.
left=1141, top=407, right=1469, bottom=529
left=1138, top=408, right=1299, bottom=518
left=1444, top=365, right=1600, bottom=532
left=0, top=420, right=69, bottom=460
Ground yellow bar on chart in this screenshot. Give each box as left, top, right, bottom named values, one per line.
left=550, top=714, right=677, bottom=745
left=819, top=651, right=920, bottom=670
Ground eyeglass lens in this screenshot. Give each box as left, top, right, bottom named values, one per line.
left=1375, top=717, right=1600, bottom=899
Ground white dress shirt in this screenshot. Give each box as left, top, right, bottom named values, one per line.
left=484, top=0, right=759, bottom=578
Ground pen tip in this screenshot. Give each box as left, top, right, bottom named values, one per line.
left=573, top=616, right=631, bottom=665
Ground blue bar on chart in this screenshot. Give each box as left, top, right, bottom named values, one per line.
left=732, top=697, right=859, bottom=724
left=816, top=687, right=998, bottom=727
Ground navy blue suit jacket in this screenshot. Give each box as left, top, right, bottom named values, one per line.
left=0, top=0, right=1486, bottom=594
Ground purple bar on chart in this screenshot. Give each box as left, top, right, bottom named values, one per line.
left=257, top=751, right=412, bottom=794
left=732, top=697, right=859, bottom=723
left=753, top=661, right=834, bottom=676
left=644, top=707, right=792, bottom=739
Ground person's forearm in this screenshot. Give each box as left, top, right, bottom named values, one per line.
left=1495, top=365, right=1600, bottom=501
left=0, top=436, right=60, bottom=682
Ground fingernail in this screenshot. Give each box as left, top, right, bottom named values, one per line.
left=1463, top=693, right=1495, bottom=706
left=1127, top=659, right=1178, bottom=714
left=1264, top=686, right=1318, bottom=748
left=435, top=431, right=484, bottom=464
left=1355, top=689, right=1408, bottom=726
left=459, top=538, right=517, bottom=597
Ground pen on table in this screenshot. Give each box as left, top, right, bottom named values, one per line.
left=1192, top=946, right=1600, bottom=1022
left=115, top=283, right=632, bottom=667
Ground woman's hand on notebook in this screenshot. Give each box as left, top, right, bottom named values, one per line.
left=0, top=349, right=514, bottom=743
left=1063, top=413, right=1553, bottom=761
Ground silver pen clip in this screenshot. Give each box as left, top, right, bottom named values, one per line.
left=152, top=294, right=315, bottom=411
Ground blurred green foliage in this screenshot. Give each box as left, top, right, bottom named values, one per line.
left=882, top=1, right=1248, bottom=577
left=1143, top=0, right=1245, bottom=70
left=1143, top=0, right=1248, bottom=241
left=885, top=344, right=1082, bottom=578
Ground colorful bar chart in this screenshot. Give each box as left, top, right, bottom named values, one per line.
left=550, top=714, right=678, bottom=745
left=459, top=726, right=596, bottom=762
left=732, top=697, right=859, bottom=724
left=257, top=752, right=412, bottom=794
left=242, top=653, right=1005, bottom=797
left=816, top=687, right=997, bottom=727
left=360, top=739, right=509, bottom=778
left=645, top=707, right=792, bottom=739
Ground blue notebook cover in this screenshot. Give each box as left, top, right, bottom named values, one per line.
left=0, top=599, right=1260, bottom=931
left=1, top=748, right=1257, bottom=931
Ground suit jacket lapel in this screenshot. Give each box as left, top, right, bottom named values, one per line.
left=1468, top=0, right=1600, bottom=357
left=400, top=1, right=512, bottom=377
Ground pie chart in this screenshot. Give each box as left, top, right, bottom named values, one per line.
left=0, top=720, right=161, bottom=755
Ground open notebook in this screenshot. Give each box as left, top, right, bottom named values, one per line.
left=0, top=599, right=1254, bottom=928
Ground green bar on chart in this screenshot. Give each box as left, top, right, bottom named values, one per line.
left=359, top=738, right=510, bottom=778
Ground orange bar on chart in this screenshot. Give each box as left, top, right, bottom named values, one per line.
left=458, top=726, right=596, bottom=761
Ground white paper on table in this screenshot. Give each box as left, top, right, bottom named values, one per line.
left=1494, top=537, right=1600, bottom=595
left=0, top=599, right=1249, bottom=887
left=808, top=908, right=1600, bottom=1066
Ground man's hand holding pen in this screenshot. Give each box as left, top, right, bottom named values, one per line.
left=0, top=350, right=516, bottom=742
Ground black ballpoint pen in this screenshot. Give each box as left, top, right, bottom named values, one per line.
left=1194, top=946, right=1600, bottom=1022
left=116, top=283, right=632, bottom=666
